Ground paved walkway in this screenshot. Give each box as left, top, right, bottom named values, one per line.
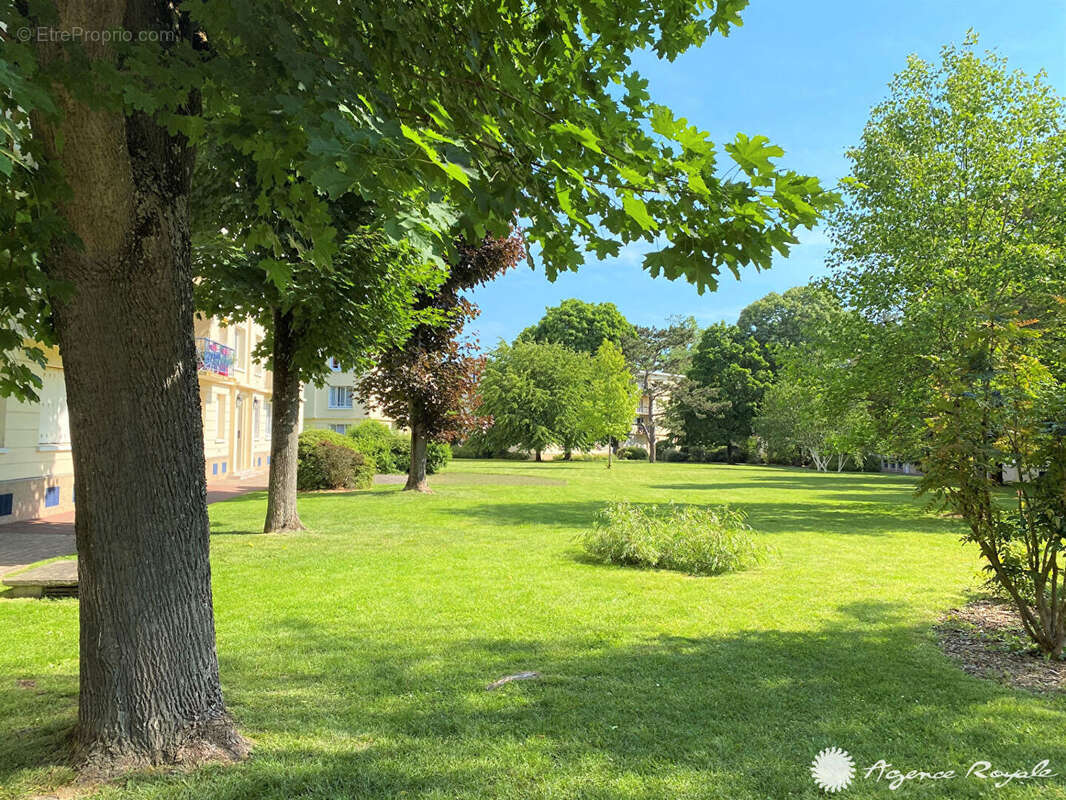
left=0, top=473, right=268, bottom=580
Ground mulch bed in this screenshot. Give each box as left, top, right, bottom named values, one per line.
left=935, top=599, right=1065, bottom=694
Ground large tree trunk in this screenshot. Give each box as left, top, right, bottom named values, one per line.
left=535, top=449, right=543, bottom=462
left=33, top=0, right=246, bottom=773
left=264, top=308, right=305, bottom=531
left=405, top=402, right=430, bottom=492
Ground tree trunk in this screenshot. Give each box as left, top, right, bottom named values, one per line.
left=607, top=441, right=613, bottom=469
left=535, top=449, right=543, bottom=462
left=646, top=395, right=657, bottom=463
left=405, top=406, right=430, bottom=492
left=32, top=0, right=246, bottom=772
left=563, top=448, right=572, bottom=461
left=264, top=308, right=304, bottom=532
left=726, top=441, right=735, bottom=464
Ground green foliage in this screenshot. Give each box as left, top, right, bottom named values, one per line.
left=585, top=341, right=642, bottom=454
left=520, top=299, right=635, bottom=355
left=669, top=323, right=771, bottom=462
left=480, top=341, right=595, bottom=456
left=736, top=284, right=842, bottom=369
left=297, top=430, right=375, bottom=491
left=615, top=446, right=648, bottom=461
left=581, top=502, right=764, bottom=576
left=828, top=36, right=1066, bottom=656
left=196, top=225, right=441, bottom=387
left=425, top=441, right=452, bottom=475
left=347, top=420, right=409, bottom=474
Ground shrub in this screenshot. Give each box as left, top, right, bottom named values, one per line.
left=661, top=447, right=687, bottom=462
left=348, top=419, right=408, bottom=473
left=581, top=502, right=764, bottom=576
left=426, top=441, right=451, bottom=474
left=297, top=431, right=376, bottom=491
left=615, top=445, right=648, bottom=461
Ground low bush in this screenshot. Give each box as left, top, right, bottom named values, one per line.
left=426, top=441, right=451, bottom=474
left=580, top=501, right=764, bottom=576
left=348, top=420, right=408, bottom=473
left=615, top=446, right=648, bottom=461
left=297, top=430, right=376, bottom=490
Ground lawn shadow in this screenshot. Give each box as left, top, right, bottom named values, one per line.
left=53, top=612, right=1063, bottom=799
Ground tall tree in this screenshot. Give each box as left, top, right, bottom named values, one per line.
left=520, top=299, right=634, bottom=355
left=736, top=283, right=841, bottom=369
left=195, top=217, right=441, bottom=529
left=360, top=234, right=524, bottom=490
left=673, top=323, right=772, bottom=463
left=622, top=318, right=699, bottom=462
left=5, top=0, right=834, bottom=770
left=827, top=37, right=1066, bottom=656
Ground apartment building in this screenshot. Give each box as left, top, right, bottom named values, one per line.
left=0, top=315, right=275, bottom=524
left=301, top=359, right=394, bottom=435
left=193, top=315, right=276, bottom=480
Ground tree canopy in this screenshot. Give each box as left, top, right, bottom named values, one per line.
left=520, top=299, right=635, bottom=355
left=2, top=0, right=839, bottom=399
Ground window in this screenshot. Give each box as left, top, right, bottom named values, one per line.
left=0, top=493, right=12, bottom=516
left=329, top=423, right=348, bottom=435
left=45, top=486, right=59, bottom=507
left=329, top=357, right=342, bottom=372
left=234, top=329, right=247, bottom=372
left=37, top=369, right=71, bottom=447
left=264, top=401, right=272, bottom=438
left=216, top=395, right=228, bottom=440
left=0, top=396, right=6, bottom=448
left=328, top=386, right=354, bottom=409
left=252, top=399, right=260, bottom=441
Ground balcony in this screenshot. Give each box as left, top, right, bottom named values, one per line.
left=196, top=337, right=235, bottom=377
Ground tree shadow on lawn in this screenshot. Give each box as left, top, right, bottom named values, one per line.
left=41, top=611, right=1060, bottom=799
left=5, top=607, right=1065, bottom=798
left=440, top=500, right=957, bottom=538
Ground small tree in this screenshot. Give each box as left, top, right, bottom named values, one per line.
left=829, top=38, right=1066, bottom=656
left=622, top=318, right=699, bottom=462
left=360, top=234, right=525, bottom=490
left=584, top=341, right=642, bottom=468
left=520, top=299, right=635, bottom=355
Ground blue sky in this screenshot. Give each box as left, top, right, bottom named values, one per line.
left=466, top=0, right=1066, bottom=347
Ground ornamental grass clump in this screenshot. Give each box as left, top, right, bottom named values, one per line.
left=581, top=502, right=764, bottom=576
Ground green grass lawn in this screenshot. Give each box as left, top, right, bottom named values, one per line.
left=2, top=460, right=1065, bottom=799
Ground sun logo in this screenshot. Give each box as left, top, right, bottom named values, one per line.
left=811, top=746, right=855, bottom=793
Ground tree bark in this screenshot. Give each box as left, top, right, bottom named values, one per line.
left=535, top=449, right=543, bottom=462
left=405, top=402, right=430, bottom=492
left=32, top=0, right=246, bottom=772
left=264, top=308, right=305, bottom=531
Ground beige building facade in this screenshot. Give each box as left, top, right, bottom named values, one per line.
left=301, top=361, right=394, bottom=435
left=0, top=315, right=275, bottom=524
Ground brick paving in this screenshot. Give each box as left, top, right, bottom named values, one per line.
left=0, top=472, right=268, bottom=580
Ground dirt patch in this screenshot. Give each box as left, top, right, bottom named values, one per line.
left=935, top=599, right=1065, bottom=694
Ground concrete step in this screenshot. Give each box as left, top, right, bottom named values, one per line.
left=2, top=558, right=78, bottom=598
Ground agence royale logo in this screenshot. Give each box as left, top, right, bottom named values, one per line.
left=810, top=747, right=1057, bottom=793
